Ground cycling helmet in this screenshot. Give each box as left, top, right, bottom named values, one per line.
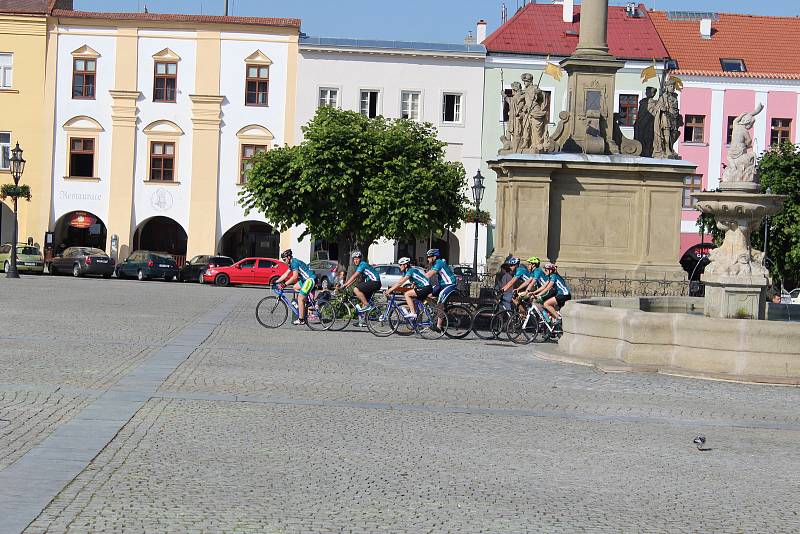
left=350, top=250, right=362, bottom=259
left=544, top=262, right=556, bottom=270
left=398, top=257, right=412, bottom=266
left=280, top=249, right=293, bottom=260
left=527, top=256, right=540, bottom=264
left=507, top=257, right=520, bottom=266
left=426, top=248, right=440, bottom=258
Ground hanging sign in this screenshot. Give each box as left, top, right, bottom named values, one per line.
left=69, top=211, right=96, bottom=229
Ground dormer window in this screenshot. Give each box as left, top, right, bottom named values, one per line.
left=720, top=59, right=746, bottom=73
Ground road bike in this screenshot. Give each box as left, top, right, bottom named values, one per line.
left=366, top=291, right=448, bottom=340
left=326, top=288, right=381, bottom=331
left=470, top=288, right=514, bottom=340
left=255, top=284, right=336, bottom=331
left=506, top=297, right=564, bottom=344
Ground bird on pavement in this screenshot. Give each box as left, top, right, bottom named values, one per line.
left=693, top=436, right=707, bottom=450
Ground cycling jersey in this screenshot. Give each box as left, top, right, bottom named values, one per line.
left=289, top=258, right=316, bottom=283
left=513, top=266, right=534, bottom=281
left=406, top=267, right=432, bottom=288
left=355, top=261, right=381, bottom=283
left=531, top=267, right=548, bottom=287
left=549, top=273, right=571, bottom=296
left=430, top=258, right=456, bottom=286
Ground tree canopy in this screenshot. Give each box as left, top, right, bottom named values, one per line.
left=238, top=107, right=468, bottom=252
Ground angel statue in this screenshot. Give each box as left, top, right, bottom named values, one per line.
left=722, top=103, right=763, bottom=184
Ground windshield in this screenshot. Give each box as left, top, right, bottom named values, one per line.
left=19, top=247, right=40, bottom=255
left=82, top=248, right=107, bottom=256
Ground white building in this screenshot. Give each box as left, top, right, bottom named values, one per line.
left=295, top=36, right=487, bottom=267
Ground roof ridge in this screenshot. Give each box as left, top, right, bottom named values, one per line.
left=50, top=8, right=301, bottom=28
left=652, top=9, right=800, bottom=22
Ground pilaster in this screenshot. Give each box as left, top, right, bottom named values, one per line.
left=106, top=90, right=140, bottom=260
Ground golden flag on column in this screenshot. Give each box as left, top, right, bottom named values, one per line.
left=668, top=75, right=684, bottom=91
left=543, top=58, right=563, bottom=81
left=640, top=59, right=657, bottom=83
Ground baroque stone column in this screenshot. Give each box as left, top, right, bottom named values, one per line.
left=574, top=0, right=610, bottom=57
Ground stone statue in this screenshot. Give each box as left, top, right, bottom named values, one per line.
left=722, top=103, right=763, bottom=184
left=502, top=81, right=524, bottom=152
left=652, top=79, right=682, bottom=159
left=521, top=73, right=550, bottom=152
left=633, top=87, right=657, bottom=157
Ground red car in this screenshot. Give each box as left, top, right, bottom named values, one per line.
left=203, top=257, right=288, bottom=287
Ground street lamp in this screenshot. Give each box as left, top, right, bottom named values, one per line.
left=6, top=142, right=26, bottom=279
left=471, top=170, right=486, bottom=274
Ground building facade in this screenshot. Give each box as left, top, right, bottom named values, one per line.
left=650, top=11, right=800, bottom=256
left=294, top=36, right=487, bottom=266
left=0, top=0, right=50, bottom=247
left=479, top=2, right=669, bottom=260
left=43, top=6, right=300, bottom=264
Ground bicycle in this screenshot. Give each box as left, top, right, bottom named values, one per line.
left=506, top=296, right=564, bottom=344
left=470, top=288, right=514, bottom=340
left=367, top=291, right=448, bottom=339
left=255, top=284, right=337, bottom=331
left=327, top=288, right=381, bottom=331
left=433, top=288, right=472, bottom=340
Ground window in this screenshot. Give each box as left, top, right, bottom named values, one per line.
left=239, top=259, right=256, bottom=269
left=69, top=138, right=95, bottom=178
left=770, top=118, right=791, bottom=146
left=153, top=62, right=177, bottom=102
left=245, top=64, right=269, bottom=106
left=683, top=115, right=705, bottom=143
left=149, top=142, right=175, bottom=181
left=726, top=116, right=736, bottom=145
left=0, top=132, right=9, bottom=170
left=442, top=93, right=463, bottom=123
left=401, top=91, right=421, bottom=120
left=257, top=259, right=275, bottom=269
left=72, top=58, right=96, bottom=99
left=720, top=59, right=746, bottom=72
left=683, top=174, right=702, bottom=208
left=240, top=144, right=267, bottom=184
left=618, top=94, right=638, bottom=127
left=360, top=90, right=379, bottom=118
left=0, top=53, right=11, bottom=88
left=318, top=88, right=338, bottom=108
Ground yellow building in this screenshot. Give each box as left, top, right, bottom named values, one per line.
left=0, top=0, right=51, bottom=248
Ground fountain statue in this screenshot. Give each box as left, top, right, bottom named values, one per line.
left=692, top=103, right=786, bottom=319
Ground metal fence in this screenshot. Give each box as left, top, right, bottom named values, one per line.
left=473, top=271, right=690, bottom=299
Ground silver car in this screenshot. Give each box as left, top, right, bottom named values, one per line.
left=375, top=264, right=405, bottom=289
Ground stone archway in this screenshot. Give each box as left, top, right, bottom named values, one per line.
left=52, top=210, right=107, bottom=254
left=218, top=221, right=280, bottom=261
left=133, top=216, right=187, bottom=264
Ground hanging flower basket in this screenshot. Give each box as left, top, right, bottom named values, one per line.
left=0, top=184, right=31, bottom=202
left=463, top=208, right=491, bottom=225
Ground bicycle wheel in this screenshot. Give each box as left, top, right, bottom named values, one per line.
left=366, top=303, right=400, bottom=337
left=471, top=306, right=499, bottom=340
left=306, top=301, right=337, bottom=331
left=255, top=296, right=289, bottom=329
left=329, top=298, right=354, bottom=331
left=416, top=304, right=448, bottom=340
left=444, top=303, right=472, bottom=339
left=490, top=310, right=514, bottom=340
left=506, top=312, right=540, bottom=344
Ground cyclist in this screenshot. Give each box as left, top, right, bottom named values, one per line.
left=340, top=250, right=382, bottom=312
left=532, top=262, right=571, bottom=321
left=384, top=257, right=433, bottom=323
left=500, top=257, right=531, bottom=293
left=275, top=249, right=317, bottom=325
left=518, top=256, right=547, bottom=295
left=425, top=248, right=457, bottom=330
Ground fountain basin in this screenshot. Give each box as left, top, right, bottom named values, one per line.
left=554, top=297, right=800, bottom=384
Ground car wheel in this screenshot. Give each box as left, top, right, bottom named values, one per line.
left=48, top=263, right=56, bottom=275
left=72, top=264, right=81, bottom=277
left=2, top=261, right=8, bottom=273
left=102, top=273, right=111, bottom=279
left=215, top=273, right=230, bottom=287
left=137, top=269, right=146, bottom=281
left=198, top=272, right=205, bottom=284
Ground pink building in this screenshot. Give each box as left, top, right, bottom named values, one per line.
left=651, top=11, right=800, bottom=256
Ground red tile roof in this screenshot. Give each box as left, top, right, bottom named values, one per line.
left=483, top=3, right=668, bottom=60
left=650, top=11, right=800, bottom=79
left=51, top=9, right=301, bottom=29
left=0, top=0, right=49, bottom=14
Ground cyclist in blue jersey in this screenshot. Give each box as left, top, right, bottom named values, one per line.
left=385, top=257, right=432, bottom=320
left=424, top=248, right=457, bottom=331
left=500, top=257, right=531, bottom=293
left=340, top=250, right=382, bottom=312
left=532, top=262, right=571, bottom=321
left=275, top=249, right=317, bottom=325
left=518, top=256, right=547, bottom=294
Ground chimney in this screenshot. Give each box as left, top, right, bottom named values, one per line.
left=562, top=0, right=574, bottom=24
left=224, top=0, right=229, bottom=16
left=700, top=18, right=712, bottom=39
left=476, top=20, right=487, bottom=43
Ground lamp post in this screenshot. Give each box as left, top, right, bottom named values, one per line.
left=471, top=170, right=486, bottom=274
left=763, top=187, right=772, bottom=267
left=6, top=142, right=26, bottom=279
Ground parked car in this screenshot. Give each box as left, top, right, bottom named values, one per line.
left=115, top=250, right=179, bottom=281
left=179, top=255, right=234, bottom=283
left=48, top=246, right=115, bottom=278
left=309, top=259, right=341, bottom=289
left=375, top=264, right=404, bottom=290
left=203, top=257, right=288, bottom=287
left=0, top=243, right=44, bottom=274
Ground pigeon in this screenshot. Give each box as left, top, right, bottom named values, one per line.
left=693, top=436, right=707, bottom=450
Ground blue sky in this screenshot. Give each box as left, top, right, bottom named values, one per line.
left=74, top=0, right=798, bottom=43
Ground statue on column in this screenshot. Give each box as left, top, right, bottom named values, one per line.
left=521, top=73, right=550, bottom=152
left=633, top=86, right=657, bottom=157
left=722, top=103, right=763, bottom=184
left=501, top=81, right=524, bottom=152
left=652, top=79, right=682, bottom=159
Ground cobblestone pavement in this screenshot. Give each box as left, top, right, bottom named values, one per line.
left=2, top=277, right=800, bottom=532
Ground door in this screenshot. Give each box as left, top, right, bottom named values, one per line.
left=254, top=259, right=279, bottom=285
left=230, top=258, right=256, bottom=284
left=123, top=251, right=140, bottom=275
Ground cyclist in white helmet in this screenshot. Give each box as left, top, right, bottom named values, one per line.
left=385, top=257, right=433, bottom=320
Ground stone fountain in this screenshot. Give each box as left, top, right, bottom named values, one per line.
left=693, top=103, right=787, bottom=320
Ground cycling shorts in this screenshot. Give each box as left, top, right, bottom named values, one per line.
left=555, top=294, right=572, bottom=307
left=433, top=284, right=457, bottom=304
left=356, top=280, right=381, bottom=299
left=299, top=278, right=315, bottom=296
left=411, top=285, right=433, bottom=301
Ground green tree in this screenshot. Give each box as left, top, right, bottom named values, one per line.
left=238, top=106, right=467, bottom=254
